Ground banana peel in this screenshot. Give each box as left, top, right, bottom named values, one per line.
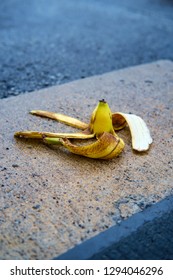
left=14, top=99, right=152, bottom=159
left=112, top=112, right=152, bottom=151
left=43, top=132, right=124, bottom=160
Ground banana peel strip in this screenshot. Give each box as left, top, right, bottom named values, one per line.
left=112, top=112, right=153, bottom=151
left=44, top=132, right=124, bottom=160
left=30, top=110, right=88, bottom=130
left=14, top=131, right=95, bottom=140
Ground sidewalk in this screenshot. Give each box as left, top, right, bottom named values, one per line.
left=0, top=60, right=173, bottom=259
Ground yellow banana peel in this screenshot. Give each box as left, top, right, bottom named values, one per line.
left=43, top=132, right=124, bottom=159
left=14, top=99, right=152, bottom=159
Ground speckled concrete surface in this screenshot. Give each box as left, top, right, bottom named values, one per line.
left=0, top=60, right=173, bottom=259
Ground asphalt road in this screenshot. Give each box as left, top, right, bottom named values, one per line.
left=0, top=0, right=173, bottom=98
left=90, top=207, right=173, bottom=260
left=56, top=195, right=173, bottom=260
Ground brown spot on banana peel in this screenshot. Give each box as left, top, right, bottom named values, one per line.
left=112, top=113, right=127, bottom=130
left=59, top=132, right=125, bottom=160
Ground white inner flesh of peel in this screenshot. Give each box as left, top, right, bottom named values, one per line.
left=115, top=112, right=153, bottom=151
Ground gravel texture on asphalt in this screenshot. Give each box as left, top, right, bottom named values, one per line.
left=0, top=0, right=173, bottom=98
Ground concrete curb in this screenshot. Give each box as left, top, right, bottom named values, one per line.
left=55, top=194, right=173, bottom=259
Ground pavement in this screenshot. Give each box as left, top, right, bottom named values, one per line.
left=0, top=60, right=173, bottom=259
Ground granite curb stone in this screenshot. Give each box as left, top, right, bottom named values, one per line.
left=0, top=60, right=173, bottom=259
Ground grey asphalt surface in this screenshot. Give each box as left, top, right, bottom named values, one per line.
left=0, top=0, right=173, bottom=260
left=56, top=195, right=173, bottom=260
left=0, top=0, right=173, bottom=98
left=90, top=207, right=173, bottom=260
